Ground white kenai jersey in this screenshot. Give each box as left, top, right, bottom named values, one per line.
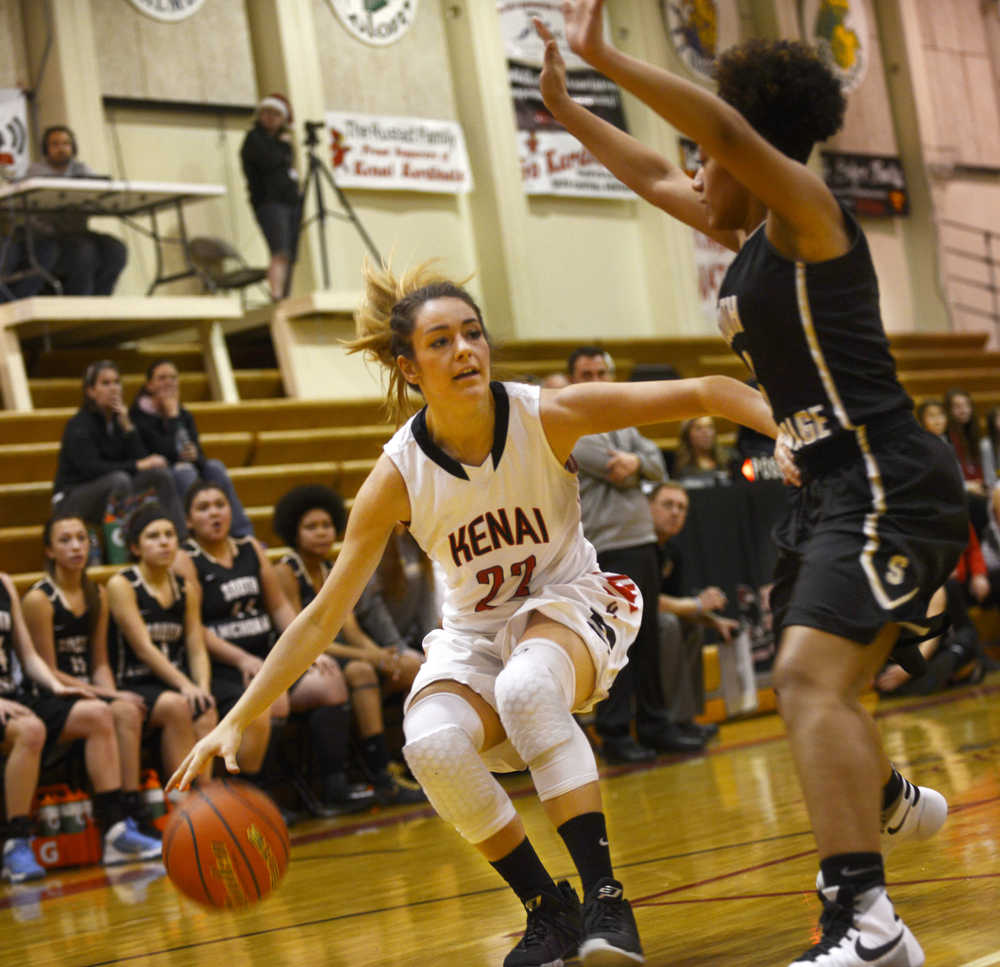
left=383, top=381, right=598, bottom=638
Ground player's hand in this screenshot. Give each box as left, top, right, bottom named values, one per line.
left=970, top=573, right=991, bottom=603
left=239, top=653, right=264, bottom=687
left=50, top=680, right=92, bottom=699
left=0, top=698, right=33, bottom=724
left=312, top=654, right=340, bottom=676
left=167, top=720, right=244, bottom=793
left=698, top=587, right=727, bottom=612
left=136, top=454, right=167, bottom=470
left=605, top=449, right=640, bottom=484
left=774, top=432, right=801, bottom=487
left=180, top=681, right=215, bottom=718
left=875, top=662, right=911, bottom=693
left=561, top=0, right=608, bottom=62
left=533, top=17, right=569, bottom=109
left=115, top=689, right=148, bottom=712
left=711, top=615, right=740, bottom=643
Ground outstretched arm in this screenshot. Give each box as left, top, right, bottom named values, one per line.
left=551, top=1, right=841, bottom=245
left=541, top=375, right=776, bottom=464
left=167, top=455, right=410, bottom=790
left=534, top=16, right=739, bottom=250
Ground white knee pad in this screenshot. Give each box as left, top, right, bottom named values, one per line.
left=495, top=638, right=598, bottom=802
left=402, top=692, right=515, bottom=845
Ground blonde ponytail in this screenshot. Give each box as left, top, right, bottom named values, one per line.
left=345, top=258, right=484, bottom=424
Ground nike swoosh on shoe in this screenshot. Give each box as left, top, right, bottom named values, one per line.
left=855, top=930, right=904, bottom=962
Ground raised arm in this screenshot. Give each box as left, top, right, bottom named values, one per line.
left=534, top=16, right=739, bottom=250
left=168, top=455, right=410, bottom=790
left=550, top=1, right=842, bottom=245
left=541, top=375, right=776, bottom=464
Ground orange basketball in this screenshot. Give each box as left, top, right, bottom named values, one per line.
left=163, top=778, right=290, bottom=908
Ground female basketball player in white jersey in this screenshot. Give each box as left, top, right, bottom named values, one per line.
left=533, top=5, right=967, bottom=965
left=169, top=259, right=777, bottom=966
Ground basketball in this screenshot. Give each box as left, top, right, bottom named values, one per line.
left=163, top=779, right=290, bottom=908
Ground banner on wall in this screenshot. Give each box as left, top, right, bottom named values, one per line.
left=0, top=89, right=29, bottom=180
left=678, top=138, right=735, bottom=327
left=498, top=1, right=633, bottom=198
left=126, top=0, right=206, bottom=22
left=800, top=0, right=869, bottom=93
left=821, top=150, right=909, bottom=217
left=324, top=112, right=472, bottom=194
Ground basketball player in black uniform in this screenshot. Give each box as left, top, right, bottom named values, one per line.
left=536, top=5, right=967, bottom=965
left=0, top=573, right=50, bottom=883
left=23, top=513, right=156, bottom=834
left=0, top=569, right=160, bottom=868
left=273, top=484, right=425, bottom=805
left=177, top=480, right=367, bottom=815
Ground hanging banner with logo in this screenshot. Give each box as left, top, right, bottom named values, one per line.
left=498, top=1, right=633, bottom=198
left=323, top=112, right=472, bottom=193
left=0, top=89, right=29, bottom=180
left=821, top=151, right=909, bottom=217
left=126, top=0, right=206, bottom=22
left=661, top=0, right=741, bottom=83
left=325, top=0, right=419, bottom=46
left=800, top=0, right=869, bottom=93
left=678, top=138, right=735, bottom=328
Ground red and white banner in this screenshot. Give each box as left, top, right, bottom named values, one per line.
left=499, top=1, right=633, bottom=199
left=324, top=112, right=473, bottom=194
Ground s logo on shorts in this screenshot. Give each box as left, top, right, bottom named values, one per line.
left=885, top=555, right=909, bottom=587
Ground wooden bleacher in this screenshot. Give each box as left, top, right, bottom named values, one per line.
left=2, top=326, right=998, bottom=662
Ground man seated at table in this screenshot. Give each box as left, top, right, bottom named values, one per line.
left=21, top=125, right=127, bottom=295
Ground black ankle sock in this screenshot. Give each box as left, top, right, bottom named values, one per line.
left=309, top=704, right=352, bottom=775
left=820, top=852, right=884, bottom=896
left=490, top=837, right=559, bottom=905
left=881, top=768, right=904, bottom=812
left=361, top=733, right=390, bottom=777
left=557, top=812, right=613, bottom=896
left=92, top=790, right=124, bottom=836
left=6, top=815, right=33, bottom=841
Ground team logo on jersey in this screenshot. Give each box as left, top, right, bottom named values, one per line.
left=449, top=507, right=550, bottom=568
left=801, top=0, right=869, bottom=93
left=885, top=555, right=909, bottom=586
left=662, top=0, right=740, bottom=82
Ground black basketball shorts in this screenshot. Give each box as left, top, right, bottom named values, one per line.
left=770, top=424, right=968, bottom=647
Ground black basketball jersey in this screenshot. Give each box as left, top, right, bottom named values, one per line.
left=185, top=537, right=273, bottom=659
left=0, top=580, right=17, bottom=697
left=29, top=577, right=91, bottom=680
left=717, top=208, right=912, bottom=455
left=108, top=566, right=187, bottom=684
left=278, top=551, right=329, bottom=610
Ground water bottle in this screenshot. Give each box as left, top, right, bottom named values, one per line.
left=175, top=425, right=193, bottom=461
left=141, top=770, right=166, bottom=822
left=59, top=791, right=88, bottom=834
left=37, top=795, right=61, bottom=837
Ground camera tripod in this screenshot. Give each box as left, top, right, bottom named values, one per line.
left=298, top=121, right=381, bottom=290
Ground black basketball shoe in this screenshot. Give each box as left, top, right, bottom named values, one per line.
left=579, top=878, right=645, bottom=965
left=504, top=880, right=583, bottom=967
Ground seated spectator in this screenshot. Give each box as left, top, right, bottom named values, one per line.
left=0, top=220, right=60, bottom=301
left=916, top=399, right=947, bottom=440
left=106, top=503, right=220, bottom=789
left=356, top=524, right=440, bottom=654
left=648, top=482, right=738, bottom=744
left=129, top=359, right=252, bottom=536
left=981, top=406, right=1000, bottom=492
left=22, top=126, right=127, bottom=295
left=945, top=387, right=988, bottom=534
left=52, top=360, right=186, bottom=542
left=982, top=485, right=1000, bottom=605
left=875, top=579, right=985, bottom=696
left=272, top=486, right=424, bottom=805
left=953, top=520, right=1000, bottom=612
left=674, top=416, right=733, bottom=487
left=22, top=513, right=159, bottom=836
left=1, top=570, right=161, bottom=870
left=176, top=481, right=370, bottom=816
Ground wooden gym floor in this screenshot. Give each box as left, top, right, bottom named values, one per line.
left=3, top=675, right=999, bottom=967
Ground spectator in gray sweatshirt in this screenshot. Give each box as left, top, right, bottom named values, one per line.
left=569, top=346, right=703, bottom=762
